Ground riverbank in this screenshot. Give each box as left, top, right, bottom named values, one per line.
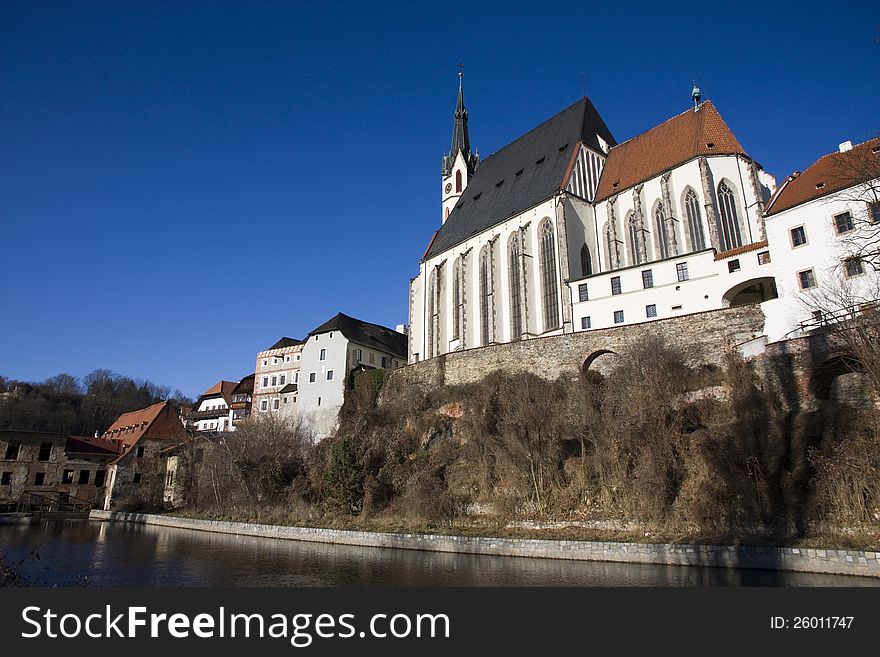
left=91, top=510, right=880, bottom=579
left=0, top=550, right=28, bottom=587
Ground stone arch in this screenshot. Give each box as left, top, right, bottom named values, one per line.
left=582, top=349, right=618, bottom=376
left=721, top=277, right=778, bottom=307
left=810, top=354, right=866, bottom=402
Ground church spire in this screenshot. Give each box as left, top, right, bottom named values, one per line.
left=442, top=66, right=478, bottom=176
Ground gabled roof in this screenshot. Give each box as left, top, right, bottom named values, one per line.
left=424, top=96, right=616, bottom=260
left=308, top=312, right=407, bottom=359
left=100, top=400, right=187, bottom=458
left=268, top=337, right=303, bottom=350
left=594, top=101, right=747, bottom=203
left=231, top=373, right=255, bottom=396
left=764, top=137, right=880, bottom=216
left=200, top=380, right=237, bottom=404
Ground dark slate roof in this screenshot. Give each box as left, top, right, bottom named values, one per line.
left=268, top=337, right=303, bottom=350
left=424, top=96, right=616, bottom=260
left=308, top=313, right=407, bottom=359
left=279, top=383, right=298, bottom=394
left=231, top=373, right=255, bottom=396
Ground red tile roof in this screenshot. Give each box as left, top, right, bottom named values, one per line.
left=100, top=400, right=187, bottom=459
left=764, top=137, right=880, bottom=216
left=595, top=101, right=747, bottom=202
left=201, top=380, right=237, bottom=404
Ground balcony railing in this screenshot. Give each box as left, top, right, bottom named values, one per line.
left=187, top=408, right=229, bottom=421
left=799, top=300, right=879, bottom=332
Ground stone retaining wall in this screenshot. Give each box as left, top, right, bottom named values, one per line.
left=389, top=304, right=766, bottom=390
left=90, top=510, right=880, bottom=578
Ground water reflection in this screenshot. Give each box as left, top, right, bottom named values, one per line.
left=1, top=520, right=877, bottom=587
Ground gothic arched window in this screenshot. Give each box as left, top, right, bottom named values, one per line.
left=627, top=212, right=642, bottom=266
left=718, top=181, right=742, bottom=251
left=451, top=258, right=461, bottom=340
left=684, top=188, right=705, bottom=251
left=479, top=246, right=492, bottom=346
left=580, top=243, right=592, bottom=277
left=455, top=170, right=462, bottom=193
left=426, top=270, right=436, bottom=358
left=509, top=234, right=523, bottom=341
left=654, top=202, right=669, bottom=260
left=540, top=220, right=560, bottom=330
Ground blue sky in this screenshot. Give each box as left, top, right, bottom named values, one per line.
left=1, top=1, right=877, bottom=398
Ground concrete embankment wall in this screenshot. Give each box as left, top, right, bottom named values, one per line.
left=90, top=510, right=880, bottom=578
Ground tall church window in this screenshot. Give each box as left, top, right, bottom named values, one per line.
left=479, top=246, right=492, bottom=346
left=684, top=189, right=705, bottom=251
left=654, top=202, right=670, bottom=260
left=509, top=234, right=523, bottom=341
left=426, top=270, right=436, bottom=358
left=452, top=259, right=461, bottom=340
left=455, top=170, right=462, bottom=193
left=580, top=243, right=592, bottom=277
left=717, top=181, right=742, bottom=251
left=627, top=212, right=642, bottom=266
left=540, top=220, right=560, bottom=330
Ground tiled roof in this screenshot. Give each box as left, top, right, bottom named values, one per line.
left=594, top=101, right=746, bottom=203
left=764, top=137, right=880, bottom=216
left=100, top=400, right=187, bottom=458
left=424, top=96, right=616, bottom=260
left=268, top=337, right=303, bottom=350
left=200, top=380, right=237, bottom=404
left=308, top=312, right=407, bottom=359
left=231, top=373, right=255, bottom=396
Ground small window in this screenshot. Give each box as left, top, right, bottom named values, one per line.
left=844, top=257, right=864, bottom=277
left=641, top=270, right=653, bottom=289
left=271, top=375, right=277, bottom=386
left=613, top=310, right=624, bottom=324
left=319, top=348, right=326, bottom=361
left=834, top=212, right=855, bottom=234
left=285, top=355, right=290, bottom=362
left=869, top=201, right=880, bottom=224
left=327, top=370, right=334, bottom=381
left=34, top=472, right=45, bottom=486
left=581, top=316, right=591, bottom=330
left=646, top=304, right=657, bottom=318
left=515, top=169, right=524, bottom=177
left=309, top=372, right=316, bottom=383
left=381, top=356, right=388, bottom=368
left=1, top=472, right=11, bottom=485
left=4, top=440, right=21, bottom=461
left=671, top=304, right=683, bottom=311
left=535, top=157, right=545, bottom=166
left=798, top=268, right=816, bottom=290
left=296, top=354, right=300, bottom=361
left=262, top=360, right=267, bottom=366
left=78, top=470, right=90, bottom=485
left=283, top=396, right=288, bottom=404
left=757, top=251, right=771, bottom=265
left=577, top=283, right=589, bottom=302
left=38, top=442, right=53, bottom=462
left=329, top=332, right=334, bottom=339
left=295, top=372, right=299, bottom=383
left=262, top=376, right=269, bottom=388
left=136, top=445, right=145, bottom=458
left=133, top=472, right=142, bottom=485
left=94, top=470, right=106, bottom=487
left=611, top=276, right=622, bottom=295
left=790, top=226, right=807, bottom=247
left=62, top=469, right=74, bottom=484
left=369, top=353, right=375, bottom=364
left=280, top=374, right=286, bottom=385
left=260, top=400, right=268, bottom=411
left=273, top=399, right=279, bottom=410
left=355, top=348, right=362, bottom=362
left=728, top=259, right=741, bottom=273
left=676, top=262, right=689, bottom=282
left=317, top=397, right=322, bottom=407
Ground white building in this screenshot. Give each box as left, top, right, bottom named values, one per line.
left=409, top=80, right=778, bottom=362
left=188, top=380, right=236, bottom=433
left=297, top=313, right=407, bottom=439
left=761, top=137, right=880, bottom=340
left=253, top=337, right=303, bottom=416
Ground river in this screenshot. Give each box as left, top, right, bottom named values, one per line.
left=1, top=520, right=877, bottom=586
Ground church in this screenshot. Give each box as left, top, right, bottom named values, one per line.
left=407, top=74, right=779, bottom=363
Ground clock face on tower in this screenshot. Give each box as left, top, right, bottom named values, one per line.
left=445, top=183, right=452, bottom=194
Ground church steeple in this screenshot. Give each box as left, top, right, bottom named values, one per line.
left=442, top=66, right=478, bottom=177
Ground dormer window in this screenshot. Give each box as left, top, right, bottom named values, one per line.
left=706, top=142, right=715, bottom=148
left=535, top=157, right=545, bottom=166
left=473, top=192, right=482, bottom=200
left=495, top=180, right=504, bottom=188
left=558, top=143, right=568, bottom=153
left=515, top=169, right=524, bottom=177
left=815, top=182, right=825, bottom=189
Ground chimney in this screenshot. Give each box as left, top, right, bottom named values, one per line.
left=839, top=141, right=853, bottom=153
